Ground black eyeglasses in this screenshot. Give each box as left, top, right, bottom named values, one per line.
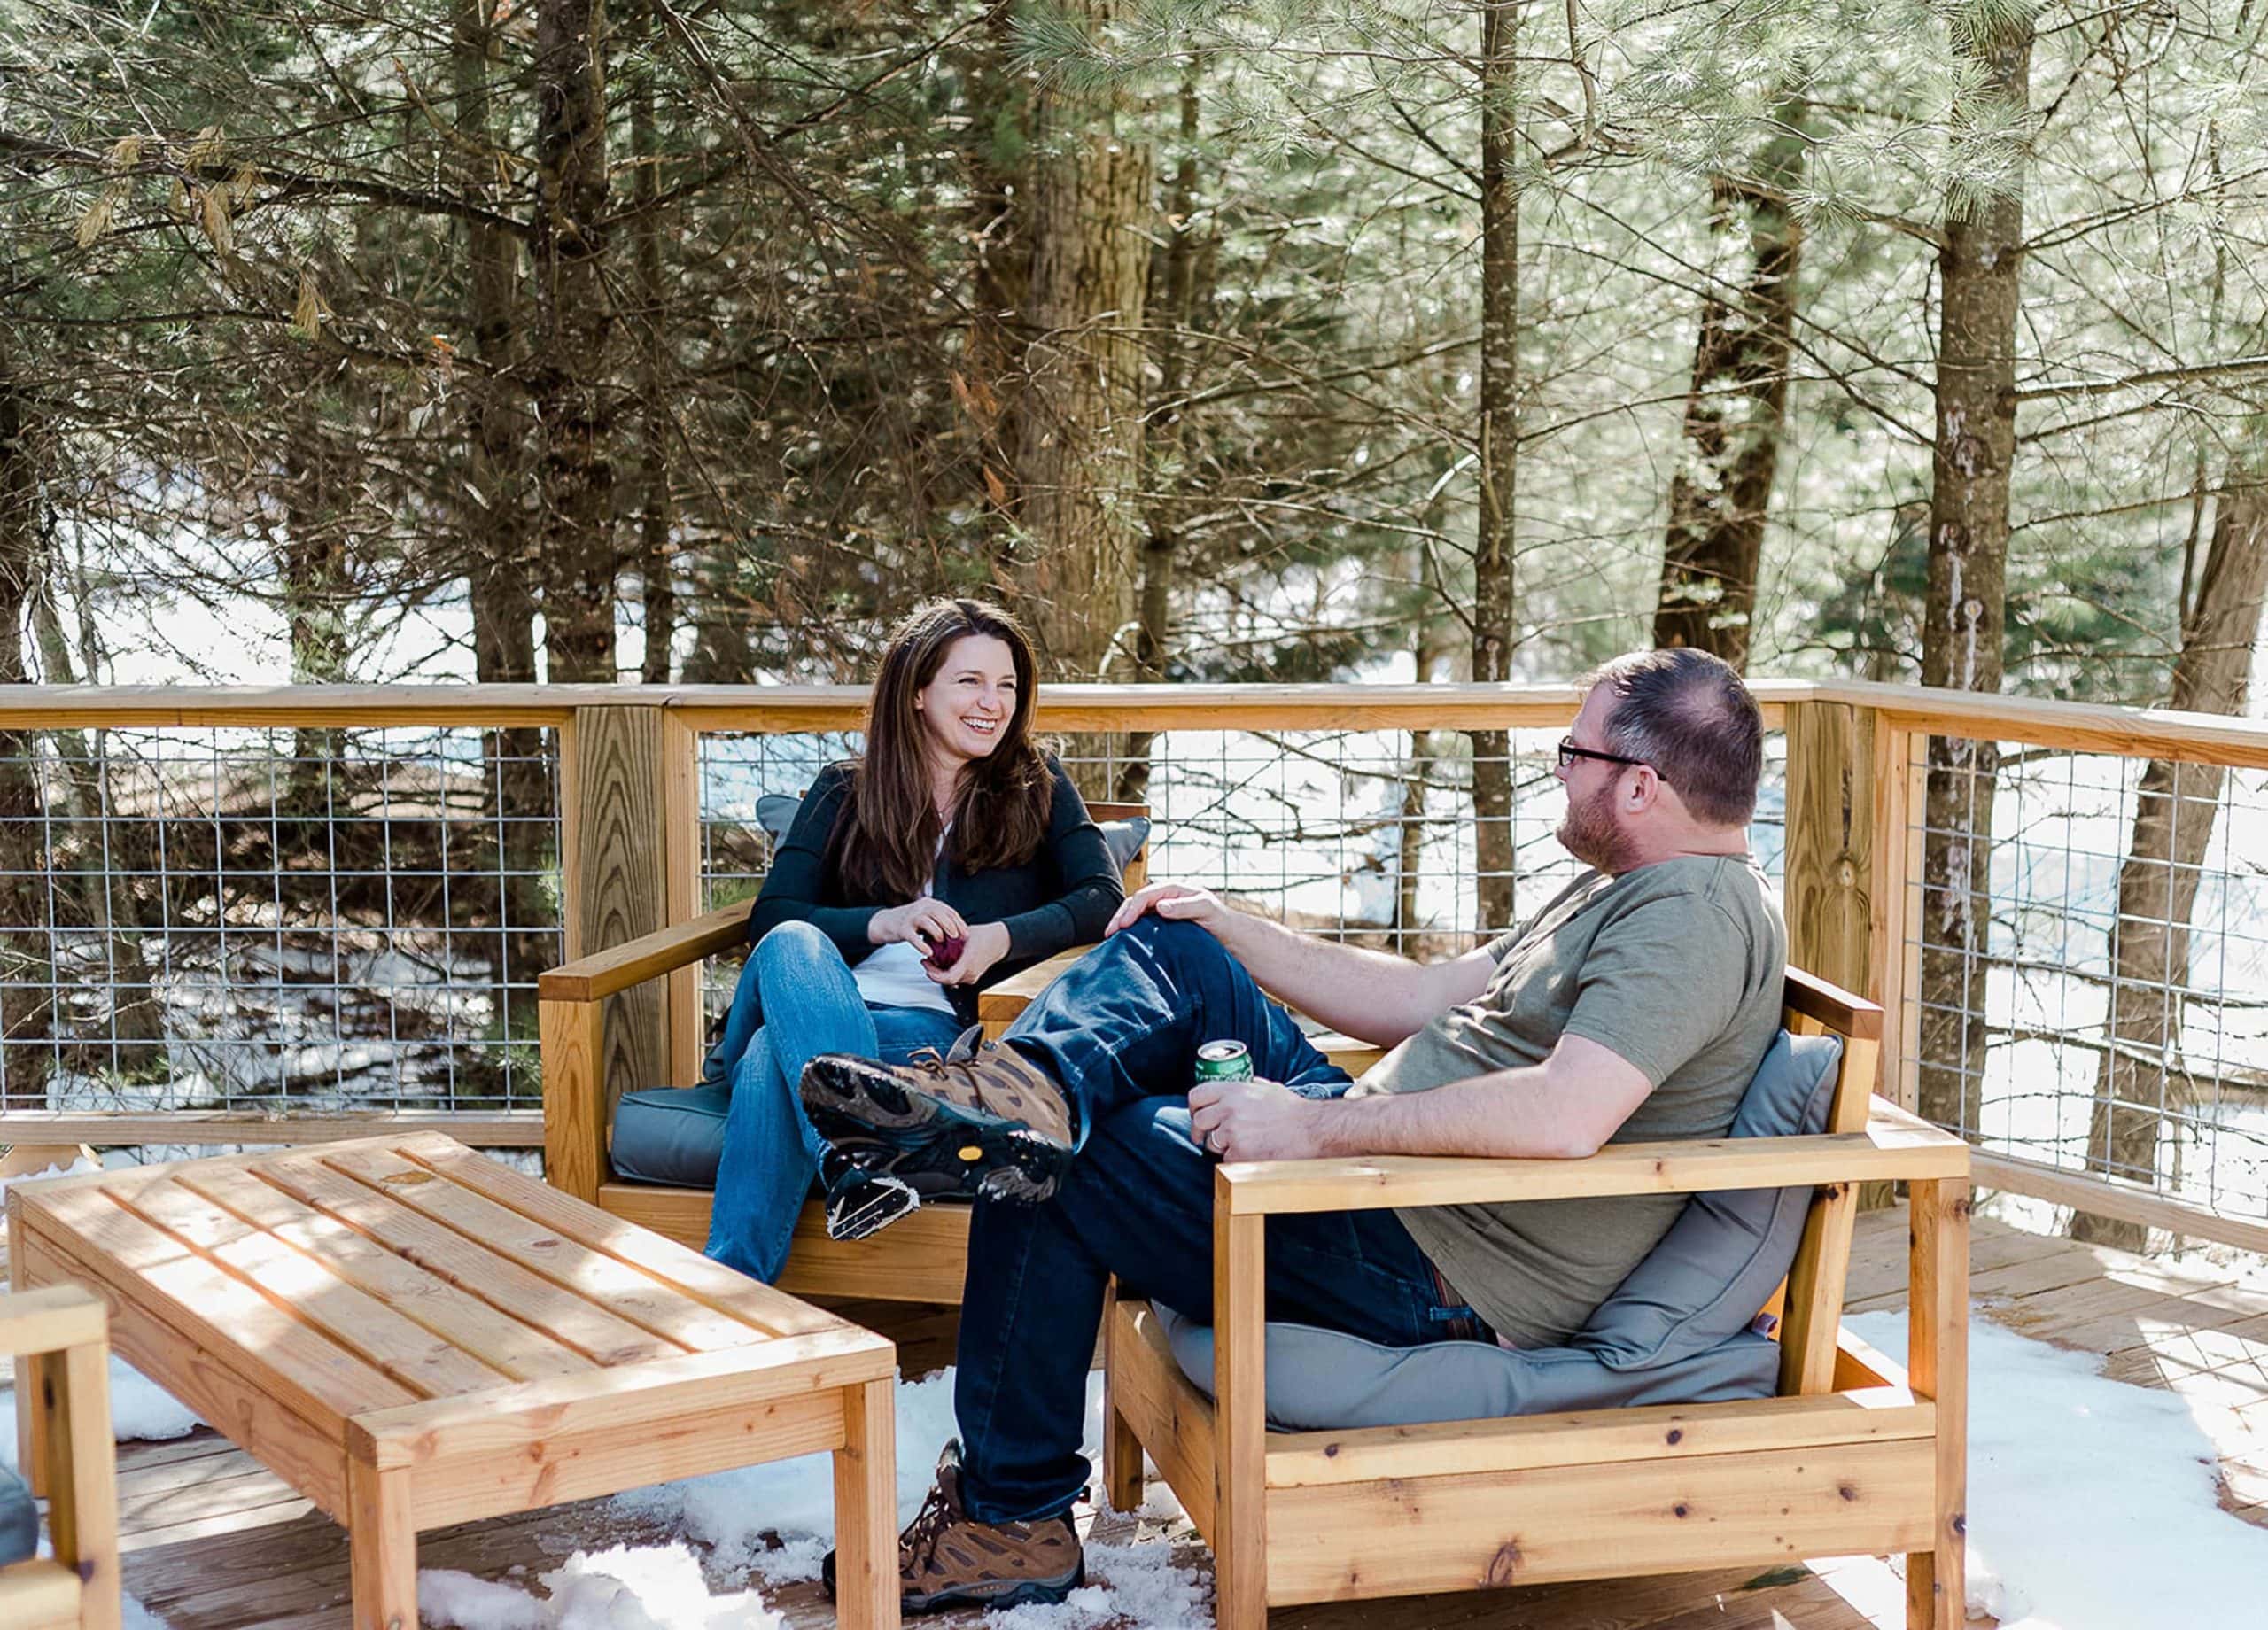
left=1556, top=736, right=1651, bottom=773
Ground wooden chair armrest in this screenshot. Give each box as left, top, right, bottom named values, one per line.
left=1214, top=1097, right=1969, bottom=1217
left=538, top=903, right=751, bottom=1004
left=977, top=945, right=1092, bottom=1037
left=0, top=1285, right=106, bottom=1355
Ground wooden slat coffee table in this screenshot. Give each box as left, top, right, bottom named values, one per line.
left=6, top=1132, right=900, bottom=1630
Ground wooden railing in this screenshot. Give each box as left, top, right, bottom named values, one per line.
left=3, top=679, right=2265, bottom=1254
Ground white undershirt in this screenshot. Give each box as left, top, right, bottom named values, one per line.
left=852, top=829, right=958, bottom=1016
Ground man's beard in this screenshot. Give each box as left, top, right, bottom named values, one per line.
left=1556, top=780, right=1637, bottom=873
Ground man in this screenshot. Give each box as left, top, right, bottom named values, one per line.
left=802, top=648, right=1788, bottom=1613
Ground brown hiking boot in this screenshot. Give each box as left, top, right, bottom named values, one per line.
left=799, top=1040, right=1076, bottom=1203
left=821, top=1440, right=1084, bottom=1614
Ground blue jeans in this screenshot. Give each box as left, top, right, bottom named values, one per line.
left=703, top=920, right=963, bottom=1282
left=954, top=918, right=1465, bottom=1523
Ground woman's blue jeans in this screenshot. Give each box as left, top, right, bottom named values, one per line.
left=702, top=920, right=962, bottom=1282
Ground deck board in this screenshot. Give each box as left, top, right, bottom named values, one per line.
left=70, top=1202, right=2268, bottom=1626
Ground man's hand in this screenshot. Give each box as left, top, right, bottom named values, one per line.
left=1107, top=881, right=1226, bottom=936
left=1188, top=1076, right=1320, bottom=1162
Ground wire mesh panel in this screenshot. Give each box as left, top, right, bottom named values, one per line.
left=695, top=721, right=1788, bottom=1034
left=0, top=723, right=563, bottom=1117
left=1908, top=734, right=2268, bottom=1225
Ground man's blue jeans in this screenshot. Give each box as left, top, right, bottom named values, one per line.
left=954, top=917, right=1469, bottom=1524
left=703, top=921, right=962, bottom=1282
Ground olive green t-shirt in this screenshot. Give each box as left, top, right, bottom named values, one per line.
left=1348, top=854, right=1787, bottom=1348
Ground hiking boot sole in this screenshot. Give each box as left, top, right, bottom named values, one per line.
left=801, top=1056, right=1071, bottom=1204
left=824, top=1176, right=920, bottom=1243
left=903, top=1557, right=1085, bottom=1614
left=821, top=1550, right=1085, bottom=1616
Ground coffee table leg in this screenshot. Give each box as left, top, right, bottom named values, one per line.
left=348, top=1458, right=420, bottom=1630
left=10, top=1214, right=53, bottom=1496
left=833, top=1376, right=900, bottom=1630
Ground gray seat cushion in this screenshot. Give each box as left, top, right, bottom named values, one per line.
left=610, top=1081, right=734, bottom=1188
left=0, top=1463, right=37, bottom=1568
left=1158, top=1028, right=1845, bottom=1429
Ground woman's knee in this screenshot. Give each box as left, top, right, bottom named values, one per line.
left=753, top=919, right=842, bottom=977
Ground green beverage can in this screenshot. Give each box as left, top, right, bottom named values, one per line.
left=1194, top=1039, right=1254, bottom=1085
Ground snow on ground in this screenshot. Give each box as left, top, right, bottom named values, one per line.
left=1825, top=1310, right=2268, bottom=1628
left=419, top=1368, right=1213, bottom=1630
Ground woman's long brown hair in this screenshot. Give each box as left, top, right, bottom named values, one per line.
left=834, top=599, right=1052, bottom=902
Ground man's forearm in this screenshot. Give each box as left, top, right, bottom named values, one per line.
left=1206, top=908, right=1444, bottom=1045
left=1305, top=1068, right=1600, bottom=1161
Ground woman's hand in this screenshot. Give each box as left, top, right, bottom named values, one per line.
left=1106, top=881, right=1227, bottom=936
left=869, top=898, right=969, bottom=950
left=927, top=920, right=1011, bottom=986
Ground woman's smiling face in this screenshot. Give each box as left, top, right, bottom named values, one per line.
left=914, top=633, right=1019, bottom=767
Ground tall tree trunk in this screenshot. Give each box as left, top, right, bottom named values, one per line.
left=2070, top=466, right=2268, bottom=1247
left=1915, top=10, right=2031, bottom=1135
left=1468, top=0, right=1520, bottom=932
left=458, top=0, right=550, bottom=1006
left=1012, top=0, right=1153, bottom=681
left=0, top=327, right=55, bottom=1106
left=628, top=15, right=674, bottom=686
left=959, top=5, right=1029, bottom=563
left=1117, top=65, right=1204, bottom=806
left=531, top=0, right=617, bottom=681
left=1653, top=105, right=1806, bottom=671
left=280, top=400, right=349, bottom=811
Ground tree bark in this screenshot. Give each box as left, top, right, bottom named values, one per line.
left=2070, top=466, right=2268, bottom=1247
left=628, top=16, right=674, bottom=686
left=458, top=0, right=550, bottom=1005
left=1117, top=65, right=1204, bottom=805
left=1653, top=106, right=1806, bottom=671
left=1468, top=0, right=1520, bottom=932
left=0, top=326, right=54, bottom=1106
left=1013, top=0, right=1153, bottom=681
left=530, top=0, right=617, bottom=681
left=1915, top=11, right=2031, bottom=1135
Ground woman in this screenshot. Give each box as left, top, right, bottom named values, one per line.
left=703, top=598, right=1124, bottom=1282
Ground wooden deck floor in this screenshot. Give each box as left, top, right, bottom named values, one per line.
left=72, top=1204, right=2268, bottom=1627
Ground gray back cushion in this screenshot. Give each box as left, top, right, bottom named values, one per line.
left=1160, top=1028, right=1845, bottom=1429
left=1099, top=816, right=1150, bottom=875
left=1579, top=1029, right=1843, bottom=1368
left=0, top=1463, right=37, bottom=1567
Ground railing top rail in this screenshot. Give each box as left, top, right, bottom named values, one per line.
left=3, top=677, right=2266, bottom=765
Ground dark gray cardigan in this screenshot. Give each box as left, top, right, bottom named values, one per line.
left=743, top=757, right=1125, bottom=1026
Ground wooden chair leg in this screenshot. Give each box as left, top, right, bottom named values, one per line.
left=50, top=1339, right=120, bottom=1630
left=832, top=1377, right=902, bottom=1630
left=1099, top=1283, right=1144, bottom=1513
left=1212, top=1192, right=1269, bottom=1630
left=347, top=1460, right=420, bottom=1630
left=9, top=1209, right=51, bottom=1497
left=1906, top=1176, right=1969, bottom=1630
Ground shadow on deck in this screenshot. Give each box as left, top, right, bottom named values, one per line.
left=105, top=1205, right=2268, bottom=1629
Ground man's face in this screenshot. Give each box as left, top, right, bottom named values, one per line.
left=1555, top=689, right=1639, bottom=873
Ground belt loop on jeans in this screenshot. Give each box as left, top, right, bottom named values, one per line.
left=1427, top=1261, right=1496, bottom=1345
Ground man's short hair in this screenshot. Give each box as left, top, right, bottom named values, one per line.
left=1584, top=648, right=1764, bottom=827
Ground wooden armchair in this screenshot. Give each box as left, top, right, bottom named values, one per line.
left=1, top=1284, right=120, bottom=1630
left=1096, top=971, right=1971, bottom=1630
left=535, top=804, right=1147, bottom=1303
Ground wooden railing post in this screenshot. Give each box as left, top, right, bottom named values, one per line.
left=1783, top=699, right=1878, bottom=1003
left=562, top=702, right=695, bottom=1142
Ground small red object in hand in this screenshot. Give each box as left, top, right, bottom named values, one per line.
left=926, top=933, right=967, bottom=971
